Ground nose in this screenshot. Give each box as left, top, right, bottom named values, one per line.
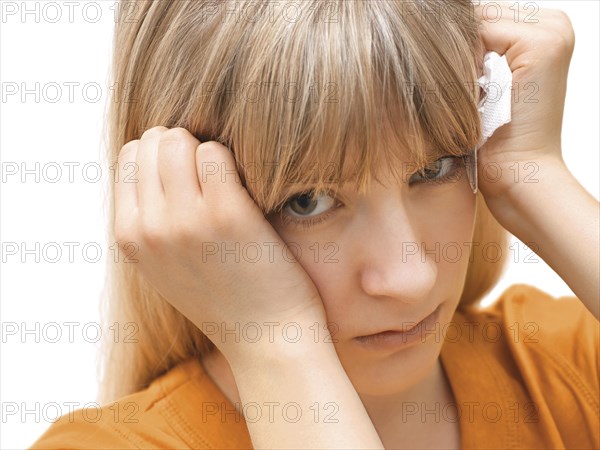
left=358, top=194, right=437, bottom=304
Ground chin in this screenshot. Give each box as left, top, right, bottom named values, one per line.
left=340, top=337, right=443, bottom=397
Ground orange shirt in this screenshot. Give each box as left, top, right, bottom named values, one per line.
left=30, top=284, right=599, bottom=449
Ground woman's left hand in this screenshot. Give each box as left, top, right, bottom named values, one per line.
left=473, top=2, right=599, bottom=321
left=474, top=1, right=575, bottom=205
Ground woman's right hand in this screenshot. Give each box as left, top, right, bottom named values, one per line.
left=113, top=126, right=329, bottom=361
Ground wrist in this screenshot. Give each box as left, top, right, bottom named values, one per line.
left=228, top=336, right=342, bottom=389
left=480, top=155, right=572, bottom=232
left=217, top=316, right=339, bottom=370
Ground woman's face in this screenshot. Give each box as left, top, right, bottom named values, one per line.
left=266, top=144, right=477, bottom=396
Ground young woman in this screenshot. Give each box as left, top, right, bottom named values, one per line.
left=31, top=1, right=598, bottom=449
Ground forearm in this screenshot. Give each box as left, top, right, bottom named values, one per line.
left=229, top=338, right=384, bottom=450
left=492, top=158, right=599, bottom=320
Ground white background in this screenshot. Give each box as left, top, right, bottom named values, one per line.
left=1, top=1, right=598, bottom=448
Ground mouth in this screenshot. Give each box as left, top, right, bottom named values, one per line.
left=354, top=304, right=442, bottom=346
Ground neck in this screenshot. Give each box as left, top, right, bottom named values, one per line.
left=357, top=359, right=456, bottom=440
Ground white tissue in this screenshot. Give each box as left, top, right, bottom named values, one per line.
left=465, top=51, right=513, bottom=193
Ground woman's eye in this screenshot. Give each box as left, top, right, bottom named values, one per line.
left=283, top=190, right=336, bottom=218
left=409, top=156, right=460, bottom=184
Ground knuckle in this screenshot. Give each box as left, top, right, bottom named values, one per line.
left=160, top=127, right=199, bottom=148
left=552, top=8, right=572, bottom=26
left=557, top=17, right=575, bottom=50
left=141, top=126, right=168, bottom=141
left=119, top=140, right=139, bottom=159
left=170, top=220, right=198, bottom=244
left=546, top=10, right=575, bottom=50
left=114, top=220, right=135, bottom=245
left=539, top=30, right=573, bottom=58
left=161, top=127, right=193, bottom=144
left=140, top=226, right=163, bottom=247
left=138, top=215, right=165, bottom=247
left=198, top=140, right=225, bottom=156
left=200, top=141, right=223, bottom=151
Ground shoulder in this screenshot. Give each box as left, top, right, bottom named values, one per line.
left=446, top=284, right=599, bottom=447
left=441, top=284, right=600, bottom=448
left=29, top=357, right=253, bottom=449
left=29, top=359, right=196, bottom=449
left=476, top=284, right=597, bottom=372
left=457, top=283, right=598, bottom=383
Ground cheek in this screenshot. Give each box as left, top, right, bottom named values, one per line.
left=419, top=182, right=477, bottom=291
left=275, top=232, right=353, bottom=324
left=430, top=190, right=477, bottom=245
left=414, top=172, right=478, bottom=251
left=292, top=240, right=349, bottom=302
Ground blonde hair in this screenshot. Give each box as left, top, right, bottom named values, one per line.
left=98, top=0, right=508, bottom=404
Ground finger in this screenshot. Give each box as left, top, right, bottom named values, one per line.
left=474, top=2, right=554, bottom=64
left=475, top=3, right=520, bottom=58
left=114, top=140, right=139, bottom=234
left=195, top=141, right=245, bottom=205
left=157, top=127, right=202, bottom=207
left=137, top=126, right=167, bottom=207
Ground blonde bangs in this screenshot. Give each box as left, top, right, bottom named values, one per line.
left=123, top=0, right=484, bottom=212
left=181, top=0, right=485, bottom=213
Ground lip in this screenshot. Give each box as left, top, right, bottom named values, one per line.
left=354, top=304, right=442, bottom=350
